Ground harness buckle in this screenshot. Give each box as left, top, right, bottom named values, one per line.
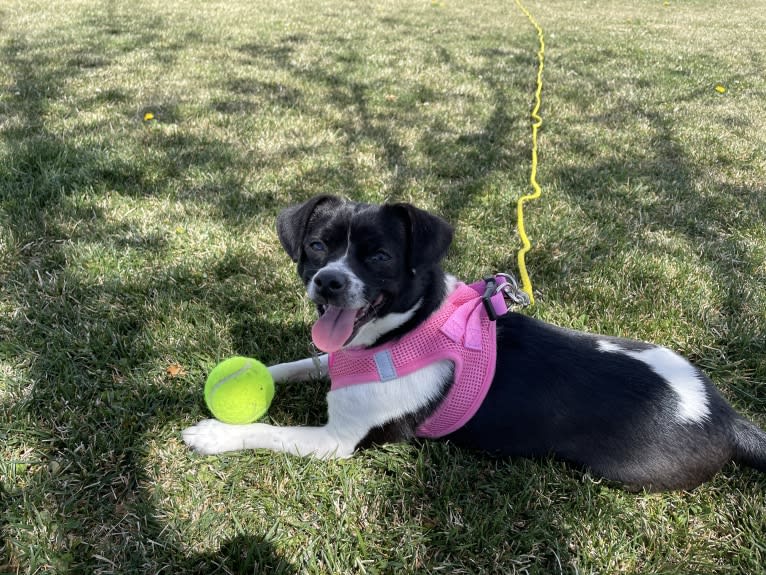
left=481, top=276, right=499, bottom=321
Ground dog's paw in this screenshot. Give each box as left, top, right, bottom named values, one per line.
left=182, top=419, right=248, bottom=455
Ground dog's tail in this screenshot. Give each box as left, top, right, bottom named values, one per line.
left=732, top=417, right=766, bottom=472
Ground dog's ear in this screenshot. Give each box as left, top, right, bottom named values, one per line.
left=389, top=203, right=454, bottom=269
left=276, top=195, right=342, bottom=262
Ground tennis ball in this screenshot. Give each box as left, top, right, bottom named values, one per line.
left=204, top=357, right=274, bottom=424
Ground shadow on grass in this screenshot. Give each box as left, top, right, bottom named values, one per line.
left=0, top=252, right=307, bottom=571
left=231, top=27, right=532, bottom=225
left=0, top=8, right=296, bottom=572
left=0, top=36, right=298, bottom=565
left=407, top=444, right=586, bottom=571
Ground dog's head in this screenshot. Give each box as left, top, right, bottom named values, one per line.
left=277, top=195, right=454, bottom=351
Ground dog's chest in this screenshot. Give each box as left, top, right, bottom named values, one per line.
left=328, top=282, right=501, bottom=438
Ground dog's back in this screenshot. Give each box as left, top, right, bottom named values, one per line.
left=446, top=312, right=766, bottom=491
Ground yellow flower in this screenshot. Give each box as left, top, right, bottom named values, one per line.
left=715, top=84, right=726, bottom=94
left=143, top=112, right=155, bottom=121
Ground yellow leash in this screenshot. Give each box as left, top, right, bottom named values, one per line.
left=513, top=0, right=545, bottom=305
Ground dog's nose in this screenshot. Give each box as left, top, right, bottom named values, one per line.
left=312, top=269, right=349, bottom=299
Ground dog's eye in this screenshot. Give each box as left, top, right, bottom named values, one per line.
left=368, top=250, right=391, bottom=263
left=308, top=241, right=326, bottom=253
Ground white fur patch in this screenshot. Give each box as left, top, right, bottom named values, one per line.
left=308, top=256, right=366, bottom=308
left=348, top=301, right=421, bottom=348
left=444, top=274, right=459, bottom=295
left=326, top=359, right=451, bottom=433
left=597, top=340, right=710, bottom=423
left=348, top=274, right=458, bottom=348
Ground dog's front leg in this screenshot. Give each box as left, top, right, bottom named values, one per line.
left=268, top=354, right=328, bottom=383
left=182, top=353, right=352, bottom=457
left=182, top=419, right=356, bottom=459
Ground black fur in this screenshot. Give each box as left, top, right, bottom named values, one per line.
left=446, top=316, right=746, bottom=491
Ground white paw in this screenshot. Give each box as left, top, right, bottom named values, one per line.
left=182, top=419, right=248, bottom=455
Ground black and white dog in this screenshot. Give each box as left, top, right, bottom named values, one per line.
left=183, top=195, right=766, bottom=491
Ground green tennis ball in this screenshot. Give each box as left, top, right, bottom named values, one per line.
left=204, top=357, right=274, bottom=424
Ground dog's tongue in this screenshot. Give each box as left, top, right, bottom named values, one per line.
left=311, top=306, right=358, bottom=352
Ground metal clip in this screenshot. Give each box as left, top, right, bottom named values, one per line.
left=310, top=344, right=326, bottom=380
left=495, top=273, right=531, bottom=307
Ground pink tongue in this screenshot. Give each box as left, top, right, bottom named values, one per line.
left=311, top=306, right=358, bottom=352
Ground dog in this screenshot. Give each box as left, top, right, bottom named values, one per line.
left=183, top=195, right=766, bottom=491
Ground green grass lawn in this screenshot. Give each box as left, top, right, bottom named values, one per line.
left=2, top=0, right=765, bottom=572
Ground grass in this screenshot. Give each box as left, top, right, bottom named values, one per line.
left=1, top=0, right=765, bottom=572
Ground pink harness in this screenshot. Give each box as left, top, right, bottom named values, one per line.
left=328, top=277, right=508, bottom=438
